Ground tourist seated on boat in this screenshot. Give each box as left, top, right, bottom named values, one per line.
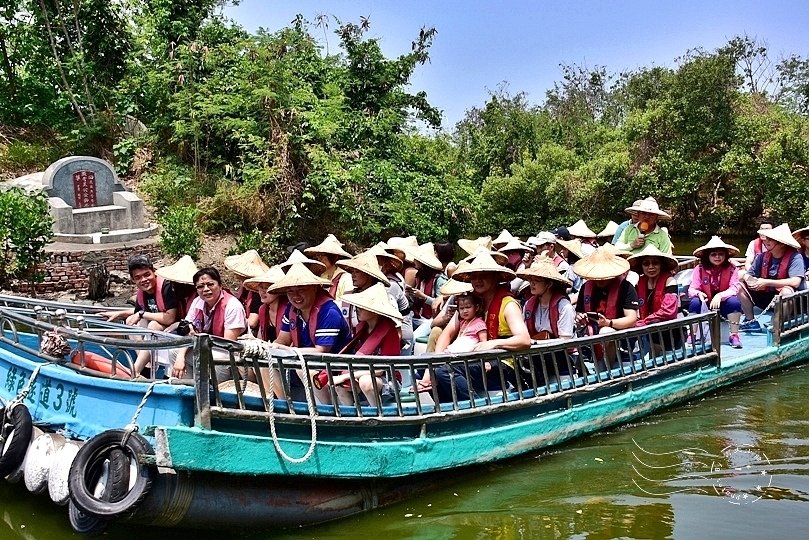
left=556, top=238, right=585, bottom=300
left=100, top=254, right=179, bottom=375
left=386, top=235, right=420, bottom=288
left=304, top=234, right=354, bottom=301
left=224, top=250, right=269, bottom=334
left=327, top=283, right=403, bottom=408
left=408, top=243, right=448, bottom=331
left=425, top=275, right=474, bottom=353
left=242, top=265, right=288, bottom=342
left=337, top=251, right=392, bottom=332
left=498, top=237, right=533, bottom=295
left=688, top=236, right=744, bottom=348
left=744, top=218, right=774, bottom=269
left=615, top=197, right=673, bottom=255
left=155, top=256, right=199, bottom=322
left=431, top=293, right=487, bottom=353
left=429, top=252, right=531, bottom=403
left=739, top=224, right=806, bottom=332
left=792, top=226, right=809, bottom=276
left=612, top=199, right=642, bottom=244
left=492, top=229, right=517, bottom=251
left=268, top=263, right=352, bottom=404
left=170, top=267, right=248, bottom=380
left=572, top=244, right=639, bottom=367
left=434, top=240, right=458, bottom=278
left=368, top=243, right=413, bottom=354
left=516, top=256, right=576, bottom=384
left=628, top=245, right=681, bottom=355
left=567, top=220, right=599, bottom=255
left=528, top=231, right=570, bottom=273
left=279, top=248, right=327, bottom=275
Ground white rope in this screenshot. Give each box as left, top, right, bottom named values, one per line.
left=252, top=344, right=318, bottom=464
left=121, top=379, right=172, bottom=446
left=12, top=363, right=46, bottom=406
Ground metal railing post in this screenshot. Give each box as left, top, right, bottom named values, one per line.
left=193, top=334, right=212, bottom=429
left=772, top=297, right=782, bottom=347
left=711, top=312, right=722, bottom=368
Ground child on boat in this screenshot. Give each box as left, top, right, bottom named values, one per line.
left=688, top=236, right=743, bottom=348
left=434, top=293, right=488, bottom=354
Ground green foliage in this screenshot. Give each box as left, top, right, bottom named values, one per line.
left=230, top=228, right=284, bottom=266
left=0, top=188, right=53, bottom=287
left=157, top=205, right=202, bottom=258
left=140, top=160, right=207, bottom=217
left=0, top=140, right=63, bottom=173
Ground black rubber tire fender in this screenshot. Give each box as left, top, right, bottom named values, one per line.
left=68, top=429, right=153, bottom=518
left=0, top=404, right=33, bottom=477
left=68, top=499, right=108, bottom=536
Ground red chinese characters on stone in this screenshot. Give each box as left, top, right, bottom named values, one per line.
left=72, top=171, right=97, bottom=208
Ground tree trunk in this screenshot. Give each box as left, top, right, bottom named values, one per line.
left=86, top=263, right=110, bottom=300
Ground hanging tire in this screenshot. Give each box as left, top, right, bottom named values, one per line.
left=68, top=499, right=108, bottom=536
left=0, top=404, right=33, bottom=477
left=69, top=429, right=153, bottom=518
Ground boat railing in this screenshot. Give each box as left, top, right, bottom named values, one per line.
left=772, top=289, right=809, bottom=346
left=675, top=256, right=699, bottom=270
left=0, top=294, right=110, bottom=315
left=196, top=312, right=721, bottom=426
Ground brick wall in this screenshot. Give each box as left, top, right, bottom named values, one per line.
left=13, top=243, right=162, bottom=295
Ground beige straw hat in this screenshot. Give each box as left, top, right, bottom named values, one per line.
left=572, top=243, right=631, bottom=280
left=493, top=229, right=516, bottom=248
left=556, top=238, right=585, bottom=260
left=624, top=199, right=643, bottom=215
left=499, top=237, right=534, bottom=253
left=453, top=251, right=516, bottom=283
left=458, top=235, right=493, bottom=256
left=517, top=256, right=572, bottom=287
left=386, top=236, right=419, bottom=262
left=412, top=242, right=443, bottom=271
left=155, top=255, right=199, bottom=285
left=305, top=233, right=352, bottom=259
left=461, top=246, right=509, bottom=265
left=340, top=283, right=403, bottom=323
left=267, top=263, right=330, bottom=294
left=279, top=249, right=326, bottom=272
left=597, top=221, right=619, bottom=238
left=224, top=249, right=270, bottom=278
left=627, top=244, right=679, bottom=273
left=439, top=276, right=474, bottom=296
left=633, top=197, right=671, bottom=220
left=336, top=251, right=391, bottom=286
left=792, top=226, right=809, bottom=241
left=693, top=236, right=740, bottom=258
left=760, top=223, right=801, bottom=249
left=567, top=220, right=597, bottom=238
left=243, top=265, right=287, bottom=292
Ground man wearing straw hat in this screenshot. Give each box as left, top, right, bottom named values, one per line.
left=612, top=199, right=642, bottom=244
left=336, top=250, right=391, bottom=332
left=739, top=224, right=806, bottom=332
left=305, top=234, right=354, bottom=301
left=615, top=197, right=673, bottom=255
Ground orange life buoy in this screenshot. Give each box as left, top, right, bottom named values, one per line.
left=69, top=350, right=132, bottom=379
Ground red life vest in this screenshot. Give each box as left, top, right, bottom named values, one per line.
left=486, top=285, right=514, bottom=339
left=257, top=298, right=289, bottom=342
left=582, top=279, right=621, bottom=319
left=288, top=290, right=332, bottom=348
left=698, top=264, right=733, bottom=299
left=328, top=271, right=344, bottom=298
left=637, top=275, right=669, bottom=319
left=351, top=318, right=399, bottom=356
left=190, top=289, right=234, bottom=337
left=524, top=292, right=566, bottom=339
left=178, top=293, right=195, bottom=319
left=136, top=276, right=167, bottom=313
left=552, top=254, right=565, bottom=267
left=760, top=248, right=797, bottom=291
left=753, top=238, right=763, bottom=255
left=414, top=275, right=438, bottom=319
left=236, top=286, right=260, bottom=316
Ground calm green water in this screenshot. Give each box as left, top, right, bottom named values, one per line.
left=2, top=362, right=808, bottom=539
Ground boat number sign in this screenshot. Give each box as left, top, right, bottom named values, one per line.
left=4, top=366, right=78, bottom=417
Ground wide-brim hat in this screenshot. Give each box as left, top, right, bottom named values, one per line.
left=567, top=220, right=597, bottom=238
left=517, top=256, right=572, bottom=287
left=224, top=249, right=270, bottom=278
left=492, top=229, right=516, bottom=248
left=340, top=283, right=403, bottom=323
left=627, top=244, right=679, bottom=273
left=412, top=242, right=443, bottom=271
left=156, top=255, right=199, bottom=285
left=693, top=236, right=740, bottom=258
left=793, top=226, right=809, bottom=241
left=760, top=223, right=801, bottom=249
left=634, top=197, right=671, bottom=220
left=369, top=242, right=403, bottom=270
left=556, top=238, right=585, bottom=260
left=572, top=244, right=631, bottom=280
left=452, top=251, right=516, bottom=283
left=439, top=276, right=474, bottom=296
left=386, top=236, right=419, bottom=263
left=280, top=249, right=326, bottom=272
left=624, top=199, right=643, bottom=215
left=267, top=263, right=330, bottom=294
left=336, top=251, right=391, bottom=286
left=304, top=233, right=352, bottom=259
left=597, top=221, right=619, bottom=238
left=458, top=236, right=493, bottom=256
left=461, top=247, right=509, bottom=266
left=499, top=237, right=533, bottom=253
left=243, top=265, right=287, bottom=292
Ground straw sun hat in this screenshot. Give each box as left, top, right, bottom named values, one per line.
left=556, top=238, right=585, bottom=260
left=517, top=256, right=572, bottom=287
left=336, top=251, right=391, bottom=286
left=498, top=237, right=534, bottom=253
left=267, top=263, right=330, bottom=294
left=692, top=236, right=740, bottom=258
left=458, top=236, right=493, bottom=256
left=340, top=283, right=403, bottom=323
left=305, top=233, right=352, bottom=259
left=792, top=226, right=809, bottom=241
left=224, top=249, right=270, bottom=278
left=492, top=229, right=516, bottom=247
left=412, top=242, right=443, bottom=271
left=627, top=244, right=679, bottom=273
left=368, top=242, right=403, bottom=270
left=631, top=197, right=671, bottom=220
left=243, top=265, right=287, bottom=292
left=572, top=243, right=630, bottom=280
left=461, top=246, right=509, bottom=265
left=452, top=251, right=516, bottom=284
left=280, top=249, right=326, bottom=272
left=597, top=221, right=619, bottom=238
left=567, top=220, right=597, bottom=239
left=386, top=236, right=419, bottom=262
left=760, top=223, right=801, bottom=250
left=155, top=255, right=199, bottom=285
left=439, top=276, right=474, bottom=296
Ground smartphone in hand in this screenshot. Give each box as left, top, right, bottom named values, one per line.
left=586, top=311, right=600, bottom=321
